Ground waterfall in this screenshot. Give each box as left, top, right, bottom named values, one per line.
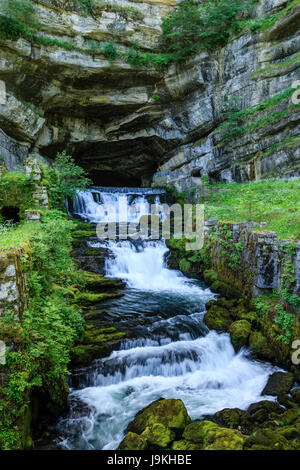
left=58, top=187, right=279, bottom=450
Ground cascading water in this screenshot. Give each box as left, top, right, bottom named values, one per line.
left=58, top=187, right=279, bottom=450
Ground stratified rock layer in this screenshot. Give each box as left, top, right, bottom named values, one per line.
left=0, top=0, right=299, bottom=186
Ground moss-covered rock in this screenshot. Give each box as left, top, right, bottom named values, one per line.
left=118, top=432, right=148, bottom=450
left=172, top=440, right=201, bottom=450
left=244, top=428, right=295, bottom=450
left=249, top=331, right=275, bottom=361
left=203, top=426, right=245, bottom=450
left=247, top=400, right=284, bottom=424
left=141, top=423, right=175, bottom=448
left=83, top=271, right=125, bottom=291
left=212, top=408, right=252, bottom=433
left=73, top=291, right=122, bottom=306
left=127, top=399, right=191, bottom=435
left=210, top=280, right=241, bottom=299
left=204, top=305, right=232, bottom=331
left=203, top=269, right=218, bottom=286
left=182, top=421, right=218, bottom=443
left=229, top=320, right=251, bottom=351
left=262, top=372, right=294, bottom=397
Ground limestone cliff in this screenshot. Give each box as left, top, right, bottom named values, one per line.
left=0, top=0, right=299, bottom=187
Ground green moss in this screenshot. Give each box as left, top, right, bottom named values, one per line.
left=210, top=280, right=241, bottom=299
left=141, top=423, right=175, bottom=449
left=203, top=426, right=244, bottom=450
left=183, top=421, right=218, bottom=443
left=128, top=399, right=191, bottom=435
left=118, top=432, right=148, bottom=450
left=172, top=440, right=201, bottom=450
left=229, top=320, right=251, bottom=351
left=73, top=291, right=122, bottom=305
left=249, top=331, right=275, bottom=361
left=204, top=304, right=232, bottom=331
left=72, top=229, right=96, bottom=238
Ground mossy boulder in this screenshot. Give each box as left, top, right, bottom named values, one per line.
left=244, top=428, right=294, bottom=450
left=262, top=372, right=294, bottom=397
left=118, top=432, right=148, bottom=450
left=203, top=426, right=244, bottom=450
left=182, top=420, right=244, bottom=450
left=229, top=320, right=251, bottom=351
left=182, top=421, right=218, bottom=443
left=247, top=400, right=284, bottom=424
left=210, top=280, right=240, bottom=299
left=172, top=440, right=201, bottom=450
left=204, top=305, right=232, bottom=331
left=127, top=399, right=191, bottom=435
left=249, top=331, right=275, bottom=361
left=212, top=408, right=252, bottom=433
left=141, top=423, right=175, bottom=448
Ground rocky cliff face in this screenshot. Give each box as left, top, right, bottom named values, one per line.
left=0, top=0, right=299, bottom=187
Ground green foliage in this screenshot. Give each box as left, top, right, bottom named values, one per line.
left=275, top=304, right=294, bottom=344
left=43, top=151, right=91, bottom=210
left=103, top=42, right=118, bottom=61
left=219, top=87, right=300, bottom=143
left=0, top=0, right=39, bottom=30
left=161, top=0, right=255, bottom=61
left=279, top=242, right=300, bottom=307
left=76, top=0, right=95, bottom=16
left=0, top=171, right=35, bottom=218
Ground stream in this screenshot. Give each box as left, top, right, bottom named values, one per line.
left=57, top=187, right=278, bottom=450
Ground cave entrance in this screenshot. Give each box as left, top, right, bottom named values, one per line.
left=1, top=206, right=21, bottom=224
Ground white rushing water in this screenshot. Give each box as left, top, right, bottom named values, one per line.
left=58, top=188, right=279, bottom=450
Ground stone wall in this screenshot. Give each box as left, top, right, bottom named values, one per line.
left=0, top=248, right=28, bottom=320
left=205, top=220, right=300, bottom=311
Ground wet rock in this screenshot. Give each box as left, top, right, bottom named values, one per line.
left=262, top=372, right=294, bottom=397
left=204, top=305, right=232, bottom=331
left=118, top=432, right=148, bottom=450
left=277, top=394, right=298, bottom=409
left=212, top=408, right=252, bottom=433
left=83, top=271, right=125, bottom=292
left=229, top=320, right=251, bottom=351
left=248, top=331, right=275, bottom=361
left=247, top=400, right=284, bottom=424
left=127, top=399, right=191, bottom=435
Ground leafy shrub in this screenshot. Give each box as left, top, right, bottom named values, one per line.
left=103, top=42, right=118, bottom=61
left=43, top=151, right=91, bottom=210
left=161, top=0, right=255, bottom=61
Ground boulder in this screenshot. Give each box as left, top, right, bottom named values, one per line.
left=118, top=432, right=148, bottom=450
left=127, top=399, right=191, bottom=435
left=204, top=305, right=232, bottom=331
left=249, top=331, right=275, bottom=361
left=141, top=423, right=175, bottom=448
left=262, top=372, right=294, bottom=397
left=229, top=320, right=251, bottom=351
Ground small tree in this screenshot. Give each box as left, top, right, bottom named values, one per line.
left=161, top=0, right=255, bottom=61
left=46, top=151, right=91, bottom=210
